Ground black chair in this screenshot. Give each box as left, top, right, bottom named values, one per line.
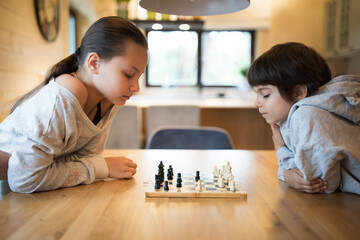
left=146, top=126, right=234, bottom=149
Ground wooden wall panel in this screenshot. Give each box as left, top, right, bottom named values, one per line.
left=200, top=108, right=274, bottom=150
left=0, top=0, right=69, bottom=122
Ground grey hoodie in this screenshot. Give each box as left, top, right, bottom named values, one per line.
left=277, top=75, right=360, bottom=194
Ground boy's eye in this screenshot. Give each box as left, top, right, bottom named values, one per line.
left=263, top=94, right=270, bottom=98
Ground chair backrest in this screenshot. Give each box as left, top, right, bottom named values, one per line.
left=146, top=126, right=234, bottom=149
left=105, top=105, right=142, bottom=149
left=146, top=105, right=199, bottom=138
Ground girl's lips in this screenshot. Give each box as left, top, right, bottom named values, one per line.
left=123, top=95, right=130, bottom=100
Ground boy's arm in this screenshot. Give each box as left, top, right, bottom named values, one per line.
left=272, top=123, right=329, bottom=193
left=290, top=107, right=342, bottom=193
left=284, top=168, right=328, bottom=193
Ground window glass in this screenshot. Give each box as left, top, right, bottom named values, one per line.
left=68, top=11, right=76, bottom=55
left=147, top=31, right=198, bottom=86
left=201, top=31, right=252, bottom=86
left=146, top=30, right=253, bottom=87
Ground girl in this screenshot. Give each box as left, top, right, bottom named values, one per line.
left=248, top=42, right=360, bottom=194
left=0, top=16, right=148, bottom=193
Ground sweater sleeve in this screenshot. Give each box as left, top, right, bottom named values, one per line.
left=8, top=133, right=109, bottom=193
left=289, top=106, right=342, bottom=193
left=6, top=83, right=110, bottom=193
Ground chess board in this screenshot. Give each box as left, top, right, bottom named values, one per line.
left=145, top=172, right=247, bottom=199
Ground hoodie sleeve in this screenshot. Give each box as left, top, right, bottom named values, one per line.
left=288, top=106, right=343, bottom=193
left=276, top=146, right=296, bottom=181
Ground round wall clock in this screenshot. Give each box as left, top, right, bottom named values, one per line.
left=34, top=0, right=60, bottom=42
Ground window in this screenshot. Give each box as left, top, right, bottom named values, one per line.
left=147, top=31, right=198, bottom=86
left=146, top=29, right=254, bottom=87
left=68, top=10, right=77, bottom=55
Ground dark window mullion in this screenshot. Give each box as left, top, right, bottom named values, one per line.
left=197, top=30, right=202, bottom=88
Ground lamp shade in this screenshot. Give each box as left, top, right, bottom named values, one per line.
left=139, top=0, right=250, bottom=16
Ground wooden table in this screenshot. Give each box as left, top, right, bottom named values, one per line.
left=1, top=150, right=359, bottom=239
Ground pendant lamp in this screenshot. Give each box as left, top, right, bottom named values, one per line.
left=139, top=0, right=250, bottom=16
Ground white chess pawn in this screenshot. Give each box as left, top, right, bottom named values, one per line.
left=196, top=180, right=202, bottom=192
left=213, top=166, right=218, bottom=177
left=230, top=179, right=236, bottom=192
left=217, top=174, right=222, bottom=185
left=219, top=176, right=224, bottom=188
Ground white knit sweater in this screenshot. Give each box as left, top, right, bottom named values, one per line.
left=0, top=80, right=119, bottom=193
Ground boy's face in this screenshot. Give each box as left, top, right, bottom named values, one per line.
left=253, top=85, right=293, bottom=124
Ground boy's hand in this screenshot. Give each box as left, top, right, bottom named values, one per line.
left=105, top=156, right=137, bottom=179
left=284, top=168, right=328, bottom=193
left=271, top=124, right=285, bottom=151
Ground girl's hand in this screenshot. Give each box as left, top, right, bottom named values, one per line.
left=0, top=150, right=10, bottom=180
left=270, top=124, right=285, bottom=151
left=284, top=168, right=328, bottom=193
left=105, top=156, right=137, bottom=179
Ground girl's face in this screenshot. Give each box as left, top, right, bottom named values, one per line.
left=253, top=85, right=293, bottom=124
left=96, top=41, right=148, bottom=106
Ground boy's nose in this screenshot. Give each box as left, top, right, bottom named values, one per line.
left=254, top=98, right=262, bottom=108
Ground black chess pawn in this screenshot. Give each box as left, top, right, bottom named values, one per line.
left=167, top=169, right=173, bottom=180
left=154, top=177, right=160, bottom=190
left=176, top=173, right=182, bottom=188
left=164, top=181, right=169, bottom=191
left=195, top=170, right=200, bottom=182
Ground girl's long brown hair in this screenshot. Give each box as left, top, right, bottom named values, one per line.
left=11, top=16, right=147, bottom=113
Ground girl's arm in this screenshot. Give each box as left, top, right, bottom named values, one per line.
left=8, top=134, right=109, bottom=193
left=0, top=150, right=10, bottom=180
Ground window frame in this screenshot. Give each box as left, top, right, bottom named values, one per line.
left=145, top=29, right=255, bottom=88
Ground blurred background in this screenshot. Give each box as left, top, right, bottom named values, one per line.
left=0, top=0, right=359, bottom=149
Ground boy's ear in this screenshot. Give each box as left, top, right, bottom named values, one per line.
left=87, top=52, right=100, bottom=74
left=293, top=84, right=308, bottom=102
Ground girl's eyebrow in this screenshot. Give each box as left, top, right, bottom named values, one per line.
left=129, top=66, right=139, bottom=73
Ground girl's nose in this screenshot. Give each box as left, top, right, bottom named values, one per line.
left=130, top=80, right=140, bottom=93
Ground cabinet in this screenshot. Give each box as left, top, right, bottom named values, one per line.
left=324, top=0, right=360, bottom=58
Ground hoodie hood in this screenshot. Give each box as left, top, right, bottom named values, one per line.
left=291, top=75, right=360, bottom=125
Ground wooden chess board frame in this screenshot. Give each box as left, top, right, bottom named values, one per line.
left=145, top=172, right=247, bottom=199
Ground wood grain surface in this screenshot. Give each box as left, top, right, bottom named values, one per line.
left=0, top=149, right=359, bottom=240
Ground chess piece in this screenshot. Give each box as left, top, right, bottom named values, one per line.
left=217, top=174, right=222, bottom=185
left=219, top=176, right=224, bottom=188
left=196, top=180, right=202, bottom=192
left=164, top=181, right=169, bottom=191
left=195, top=170, right=200, bottom=181
left=230, top=179, right=236, bottom=192
left=213, top=166, right=218, bottom=176
left=154, top=174, right=160, bottom=190
left=176, top=173, right=182, bottom=187
left=167, top=166, right=174, bottom=181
